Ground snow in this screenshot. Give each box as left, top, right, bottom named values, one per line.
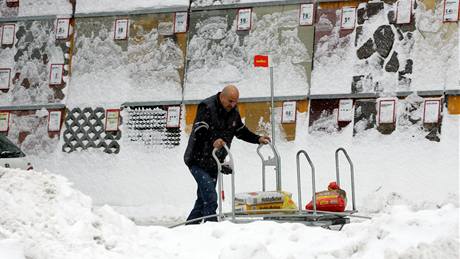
left=76, top=0, right=189, bottom=14
left=0, top=0, right=458, bottom=258
left=0, top=163, right=458, bottom=258
left=185, top=9, right=312, bottom=100
left=0, top=0, right=71, bottom=17
left=192, top=0, right=286, bottom=7
left=17, top=0, right=72, bottom=17
left=68, top=18, right=184, bottom=107
left=0, top=20, right=67, bottom=106
left=311, top=1, right=459, bottom=94
left=0, top=100, right=457, bottom=259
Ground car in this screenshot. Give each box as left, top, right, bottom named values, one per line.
left=0, top=134, right=33, bottom=170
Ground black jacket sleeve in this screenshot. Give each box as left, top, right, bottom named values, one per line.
left=192, top=103, right=212, bottom=142
left=234, top=112, right=260, bottom=144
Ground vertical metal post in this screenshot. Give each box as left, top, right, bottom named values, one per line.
left=270, top=66, right=275, bottom=146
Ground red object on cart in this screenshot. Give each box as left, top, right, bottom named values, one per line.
left=305, top=182, right=347, bottom=212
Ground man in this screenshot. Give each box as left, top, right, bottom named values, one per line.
left=184, top=85, right=270, bottom=224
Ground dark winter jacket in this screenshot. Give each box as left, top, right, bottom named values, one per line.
left=184, top=92, right=260, bottom=178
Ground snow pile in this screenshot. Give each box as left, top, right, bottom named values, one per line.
left=0, top=168, right=114, bottom=259
left=76, top=0, right=189, bottom=14
left=24, top=105, right=459, bottom=225
left=0, top=167, right=458, bottom=259
left=69, top=20, right=183, bottom=107
left=185, top=9, right=312, bottom=99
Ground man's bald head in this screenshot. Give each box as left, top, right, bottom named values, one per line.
left=220, top=85, right=240, bottom=111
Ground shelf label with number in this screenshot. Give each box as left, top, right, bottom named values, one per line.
left=299, top=4, right=314, bottom=26
left=338, top=99, right=354, bottom=122
left=0, top=69, right=11, bottom=90
left=114, top=19, right=129, bottom=40
left=56, top=18, right=70, bottom=40
left=1, top=24, right=15, bottom=45
left=423, top=99, right=441, bottom=123
left=166, top=106, right=181, bottom=128
left=105, top=109, right=120, bottom=132
left=174, top=12, right=188, bottom=33
left=0, top=111, right=10, bottom=132
left=378, top=99, right=396, bottom=124
left=282, top=101, right=297, bottom=123
left=396, top=0, right=412, bottom=24
left=237, top=8, right=252, bottom=31
left=443, top=0, right=459, bottom=22
left=341, top=7, right=356, bottom=30
left=49, top=64, right=64, bottom=86
left=48, top=110, right=62, bottom=132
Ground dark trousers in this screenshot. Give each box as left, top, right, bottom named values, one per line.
left=186, top=165, right=218, bottom=224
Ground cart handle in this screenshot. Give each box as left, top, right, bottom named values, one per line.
left=256, top=142, right=282, bottom=191
left=335, top=147, right=356, bottom=211
left=296, top=150, right=317, bottom=214
left=212, top=144, right=236, bottom=221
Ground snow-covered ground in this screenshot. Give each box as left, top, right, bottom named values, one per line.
left=0, top=105, right=457, bottom=258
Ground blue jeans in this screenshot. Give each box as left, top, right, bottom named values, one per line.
left=186, top=165, right=218, bottom=224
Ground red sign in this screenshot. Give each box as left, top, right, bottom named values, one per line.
left=254, top=55, right=269, bottom=68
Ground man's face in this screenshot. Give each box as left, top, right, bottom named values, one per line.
left=220, top=93, right=238, bottom=112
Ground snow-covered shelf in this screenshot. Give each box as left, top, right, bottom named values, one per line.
left=122, top=100, right=183, bottom=107
left=309, top=91, right=446, bottom=100
left=75, top=6, right=188, bottom=18
left=446, top=89, right=460, bottom=95
left=0, top=103, right=66, bottom=111
left=182, top=95, right=308, bottom=105
left=0, top=14, right=62, bottom=23
left=190, top=0, right=341, bottom=11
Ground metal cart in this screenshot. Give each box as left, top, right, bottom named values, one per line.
left=171, top=143, right=370, bottom=229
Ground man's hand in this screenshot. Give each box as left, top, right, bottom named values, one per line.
left=213, top=138, right=226, bottom=149
left=258, top=136, right=271, bottom=144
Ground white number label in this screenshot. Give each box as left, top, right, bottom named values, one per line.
left=114, top=19, right=129, bottom=40
left=299, top=4, right=314, bottom=26
left=443, top=0, right=459, bottom=22
left=174, top=12, right=188, bottom=33
left=237, top=8, right=252, bottom=31
left=341, top=7, right=356, bottom=30
left=166, top=106, right=181, bottom=128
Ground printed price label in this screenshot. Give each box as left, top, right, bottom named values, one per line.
left=0, top=69, right=11, bottom=90
left=114, top=19, right=129, bottom=40
left=174, top=12, right=188, bottom=33
left=443, top=0, right=459, bottom=22
left=338, top=99, right=353, bottom=122
left=299, top=4, right=314, bottom=26
left=396, top=0, right=412, bottom=24
left=378, top=100, right=396, bottom=124
left=237, top=8, right=252, bottom=31
left=341, top=7, right=356, bottom=30
left=1, top=24, right=15, bottom=45
left=105, top=109, right=120, bottom=132
left=423, top=99, right=441, bottom=123
left=49, top=64, right=64, bottom=85
left=0, top=112, right=10, bottom=132
left=282, top=101, right=297, bottom=123
left=56, top=18, right=70, bottom=40
left=48, top=111, right=62, bottom=132
left=166, top=106, right=181, bottom=128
